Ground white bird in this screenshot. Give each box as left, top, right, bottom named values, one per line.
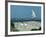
left=32, top=10, right=36, bottom=18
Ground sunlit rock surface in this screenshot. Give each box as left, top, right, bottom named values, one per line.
left=13, top=21, right=41, bottom=31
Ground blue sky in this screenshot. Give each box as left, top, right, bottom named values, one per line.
left=10, top=5, right=41, bottom=20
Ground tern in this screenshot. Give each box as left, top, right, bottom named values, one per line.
left=32, top=10, right=36, bottom=18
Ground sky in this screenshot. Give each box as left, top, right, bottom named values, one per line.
left=10, top=5, right=41, bottom=20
